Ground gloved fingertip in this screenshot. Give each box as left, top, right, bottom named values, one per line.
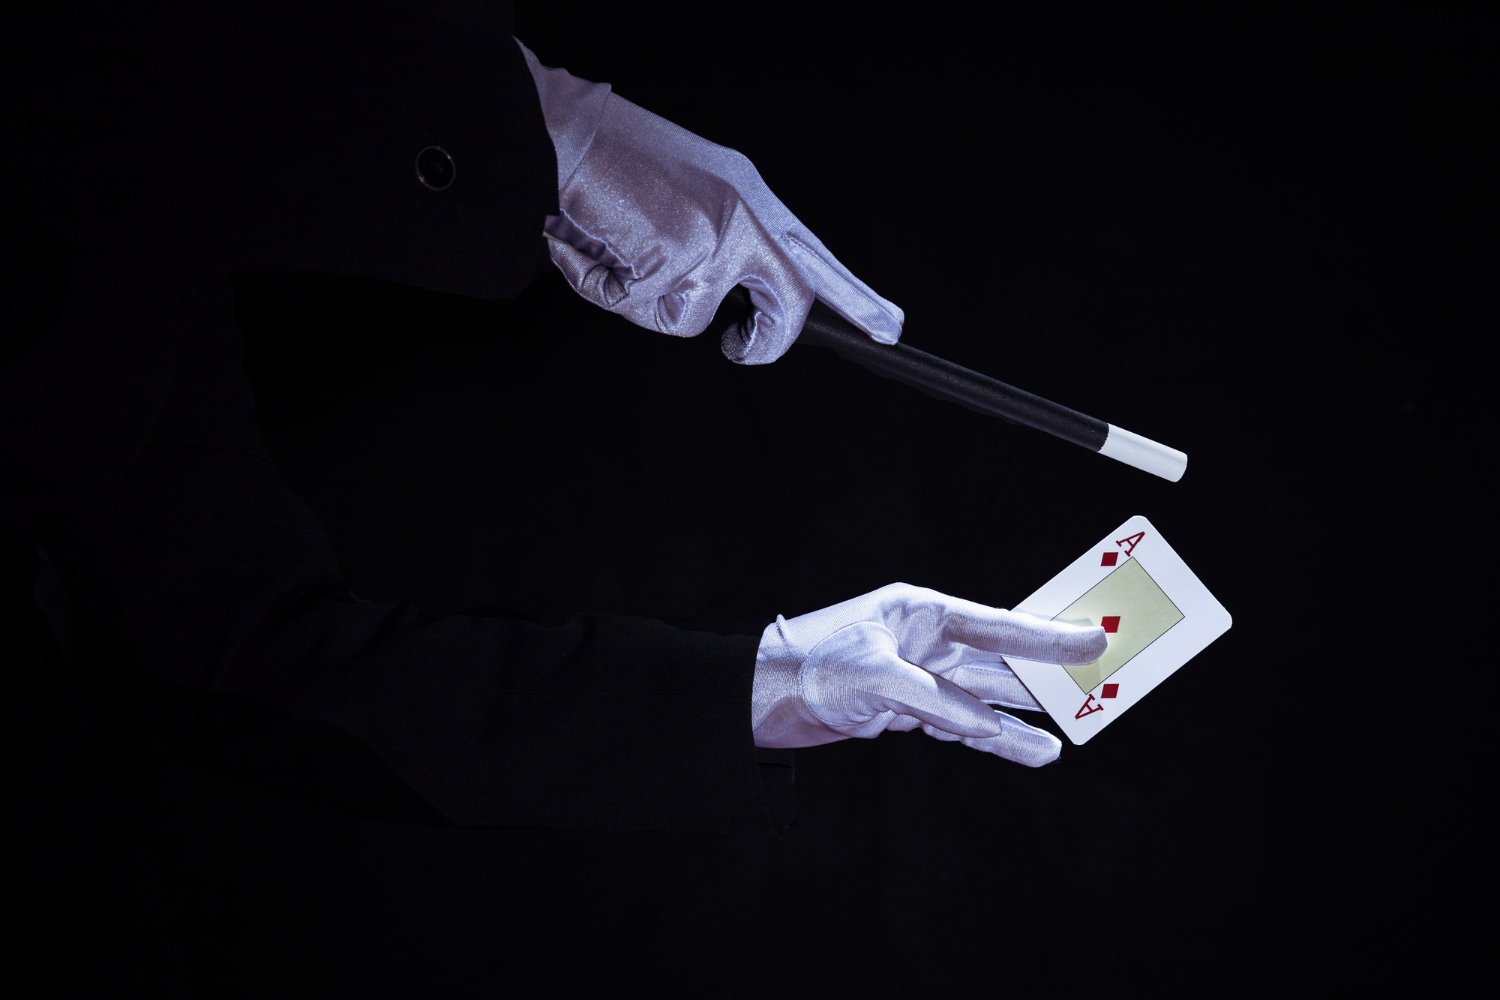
left=1028, top=744, right=1062, bottom=767
left=782, top=236, right=903, bottom=342
left=1057, top=625, right=1109, bottom=666
left=721, top=312, right=791, bottom=365
left=1012, top=728, right=1063, bottom=767
left=969, top=713, right=1062, bottom=767
left=720, top=321, right=753, bottom=362
left=861, top=310, right=904, bottom=345
left=817, top=296, right=902, bottom=345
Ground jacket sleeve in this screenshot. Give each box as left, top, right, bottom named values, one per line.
left=11, top=0, right=794, bottom=833
left=31, top=297, right=792, bottom=833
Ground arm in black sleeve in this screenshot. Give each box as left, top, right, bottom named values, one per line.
left=31, top=300, right=789, bottom=833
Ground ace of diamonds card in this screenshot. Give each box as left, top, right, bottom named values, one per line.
left=1003, top=515, right=1231, bottom=744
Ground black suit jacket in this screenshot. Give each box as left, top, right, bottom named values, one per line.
left=2, top=1, right=792, bottom=832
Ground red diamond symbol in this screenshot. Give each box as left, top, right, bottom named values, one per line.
left=1101, top=683, right=1119, bottom=699
left=1101, top=552, right=1119, bottom=567
left=1101, top=615, right=1121, bottom=633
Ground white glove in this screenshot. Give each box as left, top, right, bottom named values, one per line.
left=517, top=40, right=904, bottom=364
left=752, top=584, right=1107, bottom=767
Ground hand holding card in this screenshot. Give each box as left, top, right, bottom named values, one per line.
left=751, top=584, right=1106, bottom=766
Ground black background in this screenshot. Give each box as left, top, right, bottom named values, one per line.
left=7, top=6, right=1482, bottom=995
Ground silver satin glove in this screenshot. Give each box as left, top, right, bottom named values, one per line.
left=517, top=40, right=904, bottom=364
left=752, top=584, right=1108, bottom=766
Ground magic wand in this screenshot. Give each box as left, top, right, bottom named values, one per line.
left=769, top=291, right=1189, bottom=482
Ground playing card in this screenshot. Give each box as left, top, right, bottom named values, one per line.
left=1003, top=515, right=1231, bottom=744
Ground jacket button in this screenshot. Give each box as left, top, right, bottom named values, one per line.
left=415, top=146, right=455, bottom=191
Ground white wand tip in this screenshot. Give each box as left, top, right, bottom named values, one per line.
left=1099, top=424, right=1188, bottom=482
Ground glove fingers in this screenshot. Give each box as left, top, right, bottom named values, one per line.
left=878, top=662, right=1006, bottom=740
left=948, top=711, right=1062, bottom=767
left=937, top=602, right=1108, bottom=666
left=783, top=233, right=904, bottom=344
left=802, top=623, right=1005, bottom=739
left=917, top=710, right=1062, bottom=766
left=843, top=584, right=1106, bottom=666
left=945, top=661, right=1043, bottom=711
left=719, top=275, right=813, bottom=365
left=547, top=236, right=628, bottom=310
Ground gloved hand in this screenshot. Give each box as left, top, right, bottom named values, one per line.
left=752, top=584, right=1107, bottom=766
left=517, top=40, right=904, bottom=365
